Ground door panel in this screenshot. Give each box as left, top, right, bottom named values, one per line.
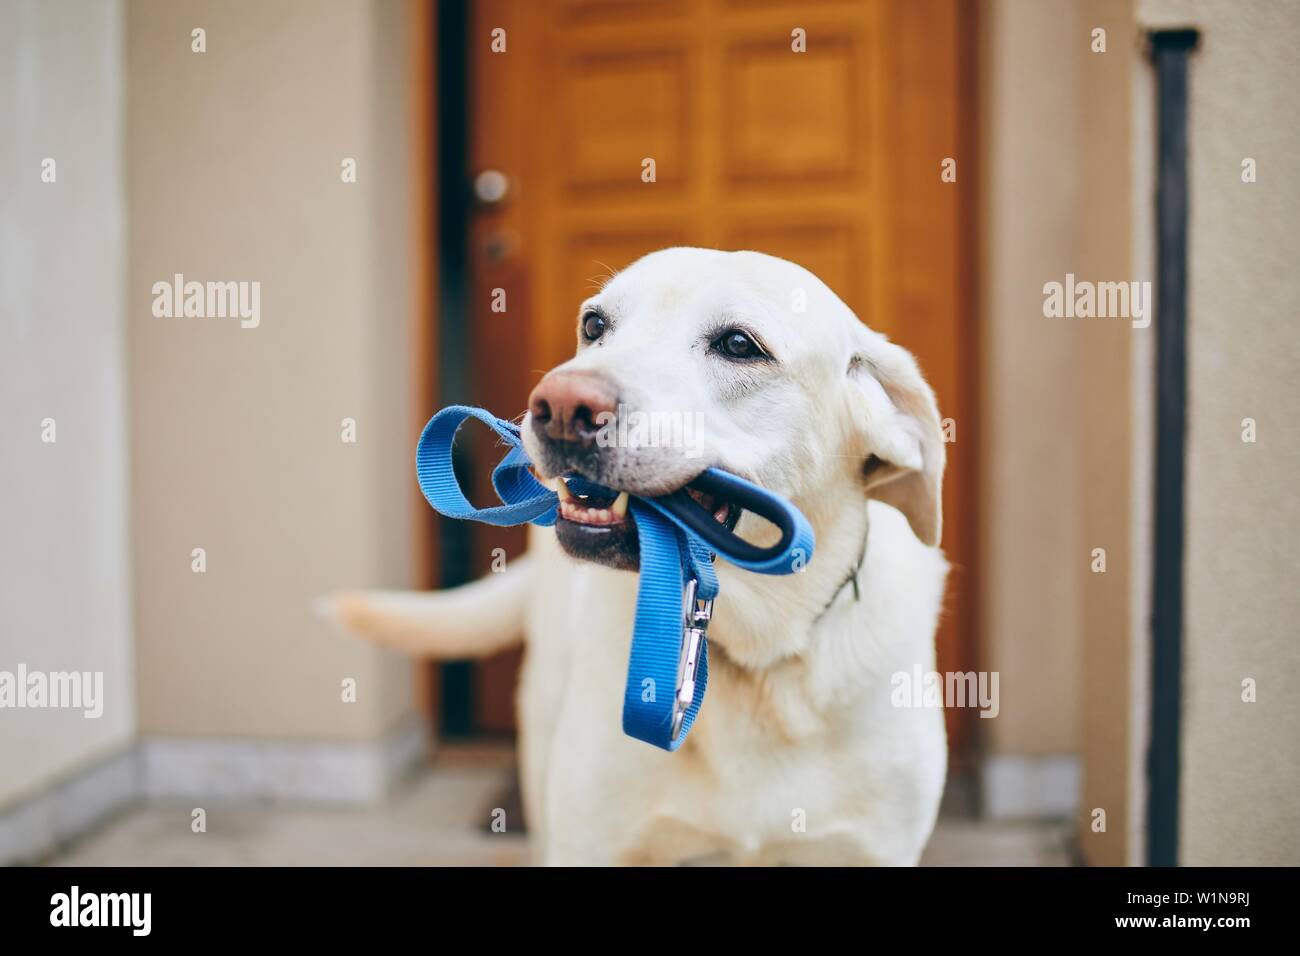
left=465, top=0, right=977, bottom=760
left=723, top=35, right=863, bottom=183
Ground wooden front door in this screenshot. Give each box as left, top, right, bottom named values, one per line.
left=462, top=0, right=977, bottom=762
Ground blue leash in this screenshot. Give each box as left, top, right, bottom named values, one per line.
left=415, top=406, right=815, bottom=751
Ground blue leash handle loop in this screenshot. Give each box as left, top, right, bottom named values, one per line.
left=415, top=405, right=815, bottom=751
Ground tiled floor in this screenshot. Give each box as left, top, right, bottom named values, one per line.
left=49, top=743, right=1073, bottom=866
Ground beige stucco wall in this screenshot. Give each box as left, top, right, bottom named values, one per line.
left=980, top=0, right=1083, bottom=759
left=128, top=0, right=417, bottom=741
left=1138, top=0, right=1300, bottom=866
left=982, top=0, right=1299, bottom=859
left=0, top=0, right=135, bottom=806
left=1076, top=0, right=1153, bottom=866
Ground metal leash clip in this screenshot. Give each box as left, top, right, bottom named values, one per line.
left=671, top=577, right=713, bottom=740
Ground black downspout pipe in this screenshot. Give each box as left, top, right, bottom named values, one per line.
left=1146, top=28, right=1199, bottom=868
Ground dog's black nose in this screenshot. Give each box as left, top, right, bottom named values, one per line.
left=529, top=371, right=617, bottom=446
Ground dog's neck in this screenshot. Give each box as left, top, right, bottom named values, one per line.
left=812, top=516, right=870, bottom=623
left=709, top=491, right=872, bottom=670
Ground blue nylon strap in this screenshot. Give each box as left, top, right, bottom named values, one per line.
left=621, top=498, right=709, bottom=750
left=415, top=406, right=557, bottom=527
left=414, top=405, right=814, bottom=751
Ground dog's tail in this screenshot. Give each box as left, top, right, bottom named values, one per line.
left=320, top=553, right=532, bottom=658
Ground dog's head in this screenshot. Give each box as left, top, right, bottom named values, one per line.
left=522, top=247, right=944, bottom=570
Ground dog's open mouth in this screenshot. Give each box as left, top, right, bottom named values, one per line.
left=542, top=475, right=740, bottom=571
left=556, top=480, right=631, bottom=527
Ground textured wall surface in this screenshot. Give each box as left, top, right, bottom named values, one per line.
left=980, top=0, right=1083, bottom=757
left=127, top=0, right=416, bottom=740
left=1077, top=0, right=1151, bottom=866
left=0, top=0, right=135, bottom=806
left=1141, top=0, right=1300, bottom=866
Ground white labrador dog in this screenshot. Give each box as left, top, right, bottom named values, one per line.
left=333, top=248, right=949, bottom=865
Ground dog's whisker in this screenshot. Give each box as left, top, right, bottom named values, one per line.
left=587, top=260, right=619, bottom=291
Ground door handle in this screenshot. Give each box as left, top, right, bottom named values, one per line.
left=473, top=169, right=511, bottom=206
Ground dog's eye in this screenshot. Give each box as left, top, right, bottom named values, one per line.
left=581, top=310, right=607, bottom=342
left=712, top=329, right=767, bottom=361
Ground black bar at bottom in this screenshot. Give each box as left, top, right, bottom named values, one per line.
left=0, top=865, right=1273, bottom=940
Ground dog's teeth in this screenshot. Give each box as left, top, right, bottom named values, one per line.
left=556, top=478, right=573, bottom=501
left=598, top=509, right=611, bottom=523
left=611, top=492, right=629, bottom=517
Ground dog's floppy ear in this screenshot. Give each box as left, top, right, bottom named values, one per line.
left=845, top=340, right=945, bottom=546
